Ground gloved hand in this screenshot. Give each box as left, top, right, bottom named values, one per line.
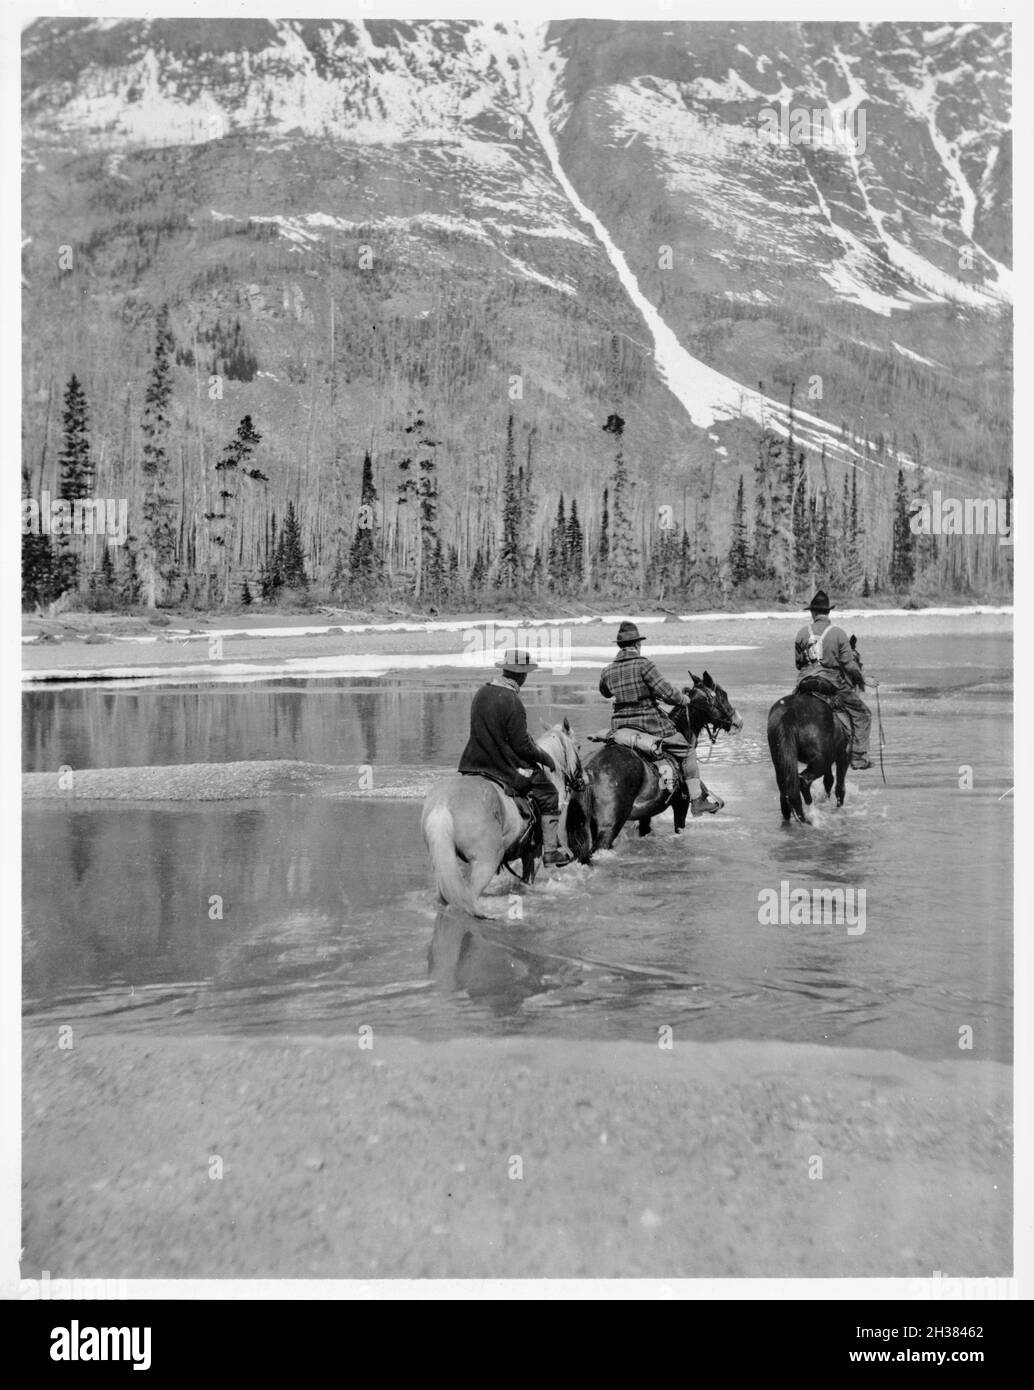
left=538, top=751, right=557, bottom=773
left=850, top=670, right=866, bottom=691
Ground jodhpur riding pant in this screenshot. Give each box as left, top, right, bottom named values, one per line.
left=839, top=690, right=871, bottom=756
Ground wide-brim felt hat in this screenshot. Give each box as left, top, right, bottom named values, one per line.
left=616, top=621, right=644, bottom=645
left=805, top=590, right=833, bottom=613
left=496, top=649, right=538, bottom=673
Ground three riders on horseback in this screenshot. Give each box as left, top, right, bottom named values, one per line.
left=443, top=595, right=870, bottom=899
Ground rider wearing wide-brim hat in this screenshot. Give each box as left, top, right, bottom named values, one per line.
left=794, top=590, right=872, bottom=770
left=599, top=621, right=721, bottom=815
left=458, top=648, right=573, bottom=866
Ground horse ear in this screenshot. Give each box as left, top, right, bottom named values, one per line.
left=562, top=716, right=572, bottom=734
left=703, top=670, right=714, bottom=687
left=687, top=670, right=699, bottom=685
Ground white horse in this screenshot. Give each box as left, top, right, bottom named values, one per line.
left=420, top=720, right=583, bottom=918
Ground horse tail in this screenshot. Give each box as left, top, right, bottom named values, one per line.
left=769, top=708, right=808, bottom=824
left=565, top=783, right=594, bottom=864
left=422, top=801, right=485, bottom=918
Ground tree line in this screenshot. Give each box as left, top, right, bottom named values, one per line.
left=23, top=308, right=1012, bottom=612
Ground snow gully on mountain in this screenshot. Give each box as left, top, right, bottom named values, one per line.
left=484, top=22, right=884, bottom=473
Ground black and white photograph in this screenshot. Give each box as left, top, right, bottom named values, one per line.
left=8, top=0, right=1028, bottom=1312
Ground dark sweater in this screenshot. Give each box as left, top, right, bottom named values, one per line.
left=458, top=679, right=551, bottom=787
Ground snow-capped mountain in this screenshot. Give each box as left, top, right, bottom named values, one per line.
left=21, top=17, right=1011, bottom=588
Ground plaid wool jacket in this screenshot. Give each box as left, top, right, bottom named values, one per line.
left=598, top=650, right=689, bottom=738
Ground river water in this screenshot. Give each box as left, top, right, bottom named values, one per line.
left=23, top=621, right=1012, bottom=1062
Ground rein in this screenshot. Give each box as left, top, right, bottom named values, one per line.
left=873, top=680, right=887, bottom=786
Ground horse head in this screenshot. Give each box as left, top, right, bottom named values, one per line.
left=538, top=718, right=593, bottom=861
left=683, top=670, right=743, bottom=739
left=538, top=717, right=585, bottom=795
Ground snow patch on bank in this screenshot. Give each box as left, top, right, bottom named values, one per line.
left=23, top=644, right=757, bottom=689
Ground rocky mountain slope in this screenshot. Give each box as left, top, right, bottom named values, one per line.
left=21, top=17, right=1012, bottom=599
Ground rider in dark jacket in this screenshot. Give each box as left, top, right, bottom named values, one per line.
left=459, top=648, right=573, bottom=866
left=794, top=590, right=872, bottom=770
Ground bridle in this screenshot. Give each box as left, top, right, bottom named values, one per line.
left=557, top=732, right=586, bottom=797
left=541, top=727, right=585, bottom=799
left=685, top=681, right=735, bottom=748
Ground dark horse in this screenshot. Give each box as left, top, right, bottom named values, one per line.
left=766, top=686, right=850, bottom=824
left=567, top=671, right=741, bottom=862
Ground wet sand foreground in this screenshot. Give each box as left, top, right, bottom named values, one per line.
left=22, top=1028, right=1010, bottom=1280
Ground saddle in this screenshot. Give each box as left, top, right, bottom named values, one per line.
left=795, top=676, right=854, bottom=743
left=592, top=727, right=680, bottom=797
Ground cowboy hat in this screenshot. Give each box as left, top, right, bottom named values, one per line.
left=805, top=589, right=833, bottom=614
left=496, top=648, right=538, bottom=673
left=616, top=621, right=644, bottom=646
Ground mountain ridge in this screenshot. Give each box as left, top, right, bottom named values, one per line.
left=21, top=18, right=1012, bottom=607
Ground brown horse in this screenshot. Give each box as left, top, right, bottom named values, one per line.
left=571, top=671, right=741, bottom=860
left=767, top=688, right=850, bottom=823
left=421, top=721, right=583, bottom=918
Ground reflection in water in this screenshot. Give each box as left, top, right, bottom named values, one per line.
left=22, top=629, right=1013, bottom=1060
left=355, top=692, right=379, bottom=763
left=22, top=680, right=475, bottom=773
left=429, top=910, right=558, bottom=1017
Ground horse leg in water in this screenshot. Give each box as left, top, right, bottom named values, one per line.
left=586, top=753, right=637, bottom=850
left=423, top=778, right=518, bottom=918
left=767, top=704, right=809, bottom=824
left=638, top=816, right=652, bottom=837
left=834, top=741, right=849, bottom=807
left=823, top=770, right=834, bottom=798
left=800, top=755, right=828, bottom=807
left=671, top=780, right=689, bottom=833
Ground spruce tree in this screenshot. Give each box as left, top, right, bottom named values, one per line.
left=759, top=426, right=786, bottom=589
left=140, top=303, right=178, bottom=606
left=470, top=548, right=486, bottom=595
left=499, top=413, right=522, bottom=591
left=604, top=413, right=636, bottom=594
left=414, top=425, right=440, bottom=601
left=814, top=491, right=831, bottom=583
left=729, top=474, right=750, bottom=587
left=529, top=545, right=543, bottom=593
left=846, top=468, right=864, bottom=594
left=679, top=526, right=692, bottom=594
left=751, top=444, right=773, bottom=584
left=347, top=451, right=382, bottom=602
left=547, top=496, right=566, bottom=592
left=22, top=531, right=62, bottom=608
left=565, top=498, right=584, bottom=589
left=791, top=449, right=812, bottom=591
left=889, top=466, right=916, bottom=590
left=56, top=373, right=93, bottom=593
left=276, top=500, right=308, bottom=590
left=596, top=486, right=610, bottom=591
left=59, top=374, right=93, bottom=501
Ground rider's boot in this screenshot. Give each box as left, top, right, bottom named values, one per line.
left=686, top=766, right=721, bottom=816
left=542, top=815, right=573, bottom=867
left=851, top=753, right=873, bottom=770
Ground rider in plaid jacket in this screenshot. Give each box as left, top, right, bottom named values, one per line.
left=599, top=622, right=721, bottom=815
